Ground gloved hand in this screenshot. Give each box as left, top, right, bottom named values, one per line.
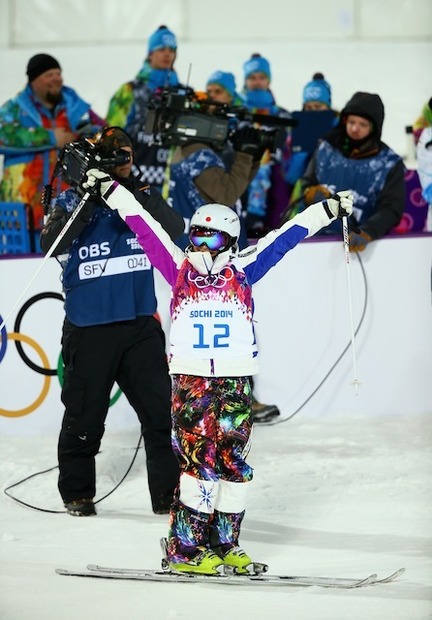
left=82, top=168, right=113, bottom=196
left=231, top=126, right=265, bottom=159
left=322, top=190, right=354, bottom=219
left=349, top=230, right=372, bottom=252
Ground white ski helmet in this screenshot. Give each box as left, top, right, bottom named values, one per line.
left=190, top=203, right=240, bottom=241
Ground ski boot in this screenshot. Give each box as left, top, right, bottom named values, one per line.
left=219, top=546, right=268, bottom=575
left=221, top=546, right=253, bottom=574
left=168, top=547, right=224, bottom=575
left=160, top=538, right=223, bottom=575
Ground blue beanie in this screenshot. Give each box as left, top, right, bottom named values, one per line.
left=206, top=71, right=237, bottom=98
left=303, top=72, right=332, bottom=107
left=243, top=53, right=271, bottom=80
left=148, top=25, right=177, bottom=54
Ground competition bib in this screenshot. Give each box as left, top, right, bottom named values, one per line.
left=171, top=298, right=255, bottom=359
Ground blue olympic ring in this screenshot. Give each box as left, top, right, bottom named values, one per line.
left=0, top=314, right=8, bottom=364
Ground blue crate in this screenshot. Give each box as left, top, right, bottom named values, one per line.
left=0, top=202, right=31, bottom=254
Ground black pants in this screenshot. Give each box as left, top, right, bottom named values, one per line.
left=58, top=315, right=179, bottom=511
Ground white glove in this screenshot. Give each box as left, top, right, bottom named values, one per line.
left=323, top=190, right=354, bottom=220
left=82, top=168, right=113, bottom=196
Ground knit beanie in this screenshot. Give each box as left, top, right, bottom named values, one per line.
left=303, top=72, right=332, bottom=107
left=26, top=53, right=61, bottom=82
left=243, top=53, right=271, bottom=81
left=341, top=91, right=385, bottom=138
left=206, top=71, right=237, bottom=99
left=148, top=25, right=177, bottom=54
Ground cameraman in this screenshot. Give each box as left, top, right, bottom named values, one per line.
left=40, top=127, right=184, bottom=517
left=166, top=81, right=265, bottom=250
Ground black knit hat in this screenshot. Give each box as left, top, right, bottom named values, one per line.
left=93, top=126, right=133, bottom=153
left=341, top=92, right=385, bottom=138
left=26, top=54, right=61, bottom=82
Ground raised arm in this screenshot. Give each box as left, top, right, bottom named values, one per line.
left=83, top=169, right=184, bottom=286
left=242, top=192, right=354, bottom=283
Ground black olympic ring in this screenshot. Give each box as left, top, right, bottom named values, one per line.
left=14, top=292, right=64, bottom=376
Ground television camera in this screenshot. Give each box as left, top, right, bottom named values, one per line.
left=42, top=139, right=131, bottom=211
left=144, top=86, right=297, bottom=153
left=55, top=139, right=130, bottom=188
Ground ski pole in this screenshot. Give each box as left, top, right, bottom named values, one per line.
left=342, top=216, right=361, bottom=394
left=0, top=193, right=91, bottom=335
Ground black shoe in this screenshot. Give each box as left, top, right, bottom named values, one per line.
left=152, top=499, right=172, bottom=515
left=152, top=488, right=175, bottom=515
left=251, top=397, right=280, bottom=423
left=153, top=506, right=171, bottom=515
left=64, top=498, right=96, bottom=516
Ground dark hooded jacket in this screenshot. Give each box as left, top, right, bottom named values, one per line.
left=301, top=91, right=405, bottom=239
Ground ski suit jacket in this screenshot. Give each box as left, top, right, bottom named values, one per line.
left=99, top=179, right=337, bottom=377
left=0, top=84, right=104, bottom=230
left=40, top=176, right=184, bottom=327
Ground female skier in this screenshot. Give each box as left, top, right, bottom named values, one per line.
left=82, top=168, right=353, bottom=575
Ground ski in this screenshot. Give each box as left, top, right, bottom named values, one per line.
left=87, top=563, right=405, bottom=586
left=55, top=565, right=389, bottom=588
left=367, top=567, right=405, bottom=584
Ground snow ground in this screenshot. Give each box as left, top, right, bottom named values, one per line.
left=1, top=412, right=431, bottom=620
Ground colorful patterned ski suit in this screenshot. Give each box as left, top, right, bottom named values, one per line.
left=100, top=180, right=339, bottom=561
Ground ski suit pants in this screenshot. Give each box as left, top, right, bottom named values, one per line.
left=168, top=374, right=253, bottom=560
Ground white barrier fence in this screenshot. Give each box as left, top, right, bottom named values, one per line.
left=1, top=234, right=431, bottom=436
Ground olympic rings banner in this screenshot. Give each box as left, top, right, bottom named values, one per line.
left=0, top=257, right=138, bottom=436
left=1, top=237, right=431, bottom=436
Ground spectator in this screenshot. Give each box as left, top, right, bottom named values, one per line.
left=82, top=164, right=353, bottom=574
left=240, top=53, right=292, bottom=236
left=282, top=72, right=338, bottom=217
left=296, top=91, right=405, bottom=251
left=0, top=53, right=104, bottom=234
left=412, top=97, right=432, bottom=144
left=40, top=126, right=184, bottom=517
left=106, top=25, right=183, bottom=193
left=416, top=125, right=432, bottom=231
left=302, top=72, right=333, bottom=111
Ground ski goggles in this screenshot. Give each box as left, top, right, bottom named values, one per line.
left=189, top=227, right=231, bottom=252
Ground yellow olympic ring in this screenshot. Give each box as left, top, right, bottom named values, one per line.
left=0, top=332, right=51, bottom=418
